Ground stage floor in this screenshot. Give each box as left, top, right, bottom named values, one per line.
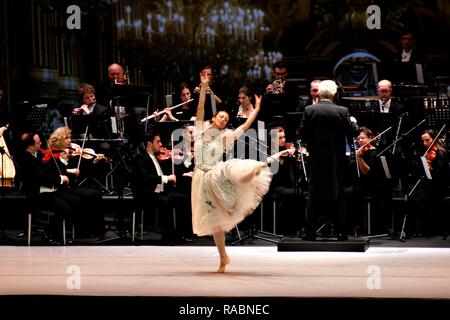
left=0, top=245, right=449, bottom=299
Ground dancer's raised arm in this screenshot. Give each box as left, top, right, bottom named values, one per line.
left=195, top=71, right=209, bottom=128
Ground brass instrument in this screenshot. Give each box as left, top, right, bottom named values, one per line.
left=122, top=65, right=130, bottom=85
left=272, top=79, right=285, bottom=94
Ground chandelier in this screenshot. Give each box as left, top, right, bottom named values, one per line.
left=115, top=0, right=270, bottom=83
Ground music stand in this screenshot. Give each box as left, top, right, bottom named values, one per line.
left=376, top=62, right=425, bottom=86
left=425, top=108, right=450, bottom=127
left=25, top=104, right=48, bottom=132
left=356, top=111, right=396, bottom=136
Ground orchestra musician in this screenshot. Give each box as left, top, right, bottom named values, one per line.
left=17, top=132, right=70, bottom=244
left=296, top=80, right=321, bottom=112
left=70, top=83, right=112, bottom=184
left=344, top=127, right=392, bottom=236
left=368, top=80, right=405, bottom=117
left=132, top=130, right=191, bottom=245
left=72, top=83, right=112, bottom=143
left=44, top=127, right=105, bottom=238
left=407, top=129, right=449, bottom=236
left=268, top=125, right=305, bottom=237
left=262, top=61, right=299, bottom=122
left=173, top=82, right=196, bottom=121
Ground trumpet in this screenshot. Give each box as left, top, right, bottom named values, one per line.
left=271, top=79, right=285, bottom=94
left=114, top=66, right=130, bottom=85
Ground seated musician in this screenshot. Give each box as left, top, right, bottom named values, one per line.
left=366, top=79, right=406, bottom=148
left=172, top=82, right=196, bottom=121
left=344, top=127, right=392, bottom=236
left=268, top=125, right=305, bottom=237
left=407, top=129, right=449, bottom=236
left=368, top=80, right=405, bottom=116
left=132, top=130, right=191, bottom=245
left=17, top=131, right=104, bottom=243
left=71, top=83, right=112, bottom=181
left=72, top=83, right=113, bottom=151
left=45, top=127, right=105, bottom=237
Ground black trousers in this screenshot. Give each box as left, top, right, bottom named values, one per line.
left=141, top=191, right=190, bottom=241
left=36, top=187, right=104, bottom=238
left=306, top=193, right=346, bottom=237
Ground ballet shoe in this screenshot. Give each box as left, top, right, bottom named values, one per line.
left=217, top=256, right=230, bottom=273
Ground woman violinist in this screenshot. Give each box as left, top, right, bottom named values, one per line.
left=268, top=125, right=305, bottom=236
left=345, top=126, right=392, bottom=236
left=355, top=127, right=377, bottom=176
left=42, top=127, right=105, bottom=238
left=408, top=129, right=449, bottom=237
left=421, top=129, right=449, bottom=199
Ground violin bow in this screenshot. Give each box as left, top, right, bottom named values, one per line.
left=357, top=126, right=392, bottom=151
left=423, top=124, right=446, bottom=158
left=43, top=136, right=63, bottom=176
left=77, top=125, right=89, bottom=170
left=353, top=137, right=361, bottom=178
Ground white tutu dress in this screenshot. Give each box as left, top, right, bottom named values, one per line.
left=191, top=129, right=272, bottom=236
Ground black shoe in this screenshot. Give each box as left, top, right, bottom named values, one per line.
left=337, top=233, right=348, bottom=241
left=302, top=234, right=316, bottom=241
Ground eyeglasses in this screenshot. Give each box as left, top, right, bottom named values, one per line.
left=274, top=72, right=286, bottom=76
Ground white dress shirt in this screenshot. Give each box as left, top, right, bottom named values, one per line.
left=148, top=152, right=168, bottom=193
left=379, top=99, right=391, bottom=113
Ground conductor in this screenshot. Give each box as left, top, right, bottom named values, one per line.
left=299, top=80, right=358, bottom=241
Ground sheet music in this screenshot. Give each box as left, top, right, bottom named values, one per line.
left=380, top=156, right=391, bottom=179
left=111, top=116, right=117, bottom=134
left=415, top=63, right=424, bottom=84
left=420, top=156, right=432, bottom=180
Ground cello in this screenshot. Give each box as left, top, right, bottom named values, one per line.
left=0, top=135, right=16, bottom=187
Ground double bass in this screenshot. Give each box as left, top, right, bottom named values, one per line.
left=0, top=135, right=16, bottom=187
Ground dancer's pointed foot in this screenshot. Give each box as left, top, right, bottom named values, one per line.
left=217, top=256, right=230, bottom=273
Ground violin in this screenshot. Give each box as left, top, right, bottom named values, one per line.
left=425, top=145, right=438, bottom=170
left=283, top=143, right=307, bottom=159
left=41, top=147, right=64, bottom=163
left=356, top=142, right=374, bottom=157
left=157, top=147, right=184, bottom=161
left=67, top=143, right=112, bottom=164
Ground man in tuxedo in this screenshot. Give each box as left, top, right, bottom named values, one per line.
left=393, top=31, right=424, bottom=64
left=72, top=83, right=112, bottom=143
left=368, top=80, right=405, bottom=116
left=296, top=80, right=321, bottom=112
left=367, top=80, right=406, bottom=146
left=299, top=80, right=358, bottom=240
left=132, top=131, right=191, bottom=244
left=263, top=61, right=300, bottom=122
